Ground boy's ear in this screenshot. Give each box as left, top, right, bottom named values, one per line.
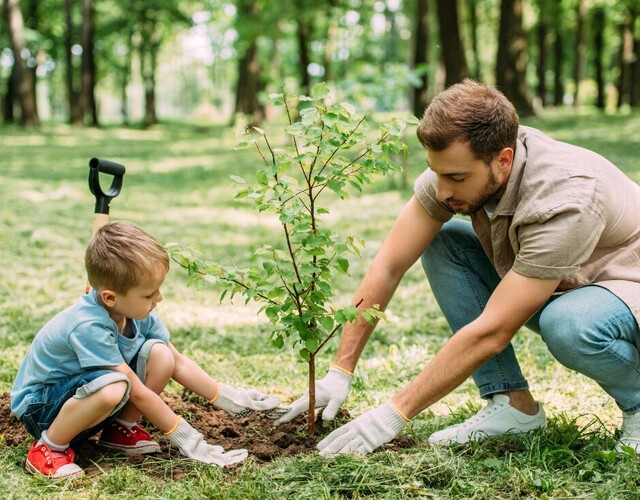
left=99, top=289, right=118, bottom=307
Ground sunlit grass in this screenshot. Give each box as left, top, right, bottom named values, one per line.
left=1, top=110, right=640, bottom=497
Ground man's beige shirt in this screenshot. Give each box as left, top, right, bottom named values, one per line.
left=414, top=125, right=640, bottom=325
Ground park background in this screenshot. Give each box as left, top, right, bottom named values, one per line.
left=2, top=0, right=640, bottom=498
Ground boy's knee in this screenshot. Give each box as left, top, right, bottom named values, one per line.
left=97, top=380, right=129, bottom=408
left=149, top=342, right=175, bottom=371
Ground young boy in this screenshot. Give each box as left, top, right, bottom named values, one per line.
left=10, top=221, right=281, bottom=479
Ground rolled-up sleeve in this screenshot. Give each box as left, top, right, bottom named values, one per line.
left=513, top=204, right=606, bottom=279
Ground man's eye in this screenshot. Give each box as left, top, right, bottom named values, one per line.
left=451, top=176, right=465, bottom=182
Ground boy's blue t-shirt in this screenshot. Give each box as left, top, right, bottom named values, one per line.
left=10, top=290, right=170, bottom=418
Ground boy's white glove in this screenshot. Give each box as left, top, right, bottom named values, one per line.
left=275, top=366, right=353, bottom=425
left=166, top=418, right=248, bottom=466
left=212, top=383, right=281, bottom=418
left=317, top=401, right=408, bottom=457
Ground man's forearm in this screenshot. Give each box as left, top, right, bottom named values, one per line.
left=391, top=323, right=513, bottom=418
left=334, top=262, right=404, bottom=372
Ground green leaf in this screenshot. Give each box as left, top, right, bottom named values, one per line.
left=335, top=257, right=349, bottom=274
left=311, top=82, right=330, bottom=99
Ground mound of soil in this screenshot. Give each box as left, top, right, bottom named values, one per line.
left=0, top=391, right=414, bottom=479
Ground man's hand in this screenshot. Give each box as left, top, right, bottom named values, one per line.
left=212, top=383, right=281, bottom=418
left=166, top=418, right=248, bottom=466
left=274, top=366, right=353, bottom=425
left=317, top=401, right=408, bottom=457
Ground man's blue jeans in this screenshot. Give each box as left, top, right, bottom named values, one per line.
left=421, top=218, right=640, bottom=413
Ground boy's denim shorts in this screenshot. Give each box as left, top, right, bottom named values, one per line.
left=18, top=338, right=165, bottom=442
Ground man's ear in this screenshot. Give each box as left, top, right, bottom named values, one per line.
left=497, top=147, right=514, bottom=171
left=495, top=147, right=514, bottom=184
left=99, top=289, right=118, bottom=307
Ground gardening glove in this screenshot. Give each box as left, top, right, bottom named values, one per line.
left=165, top=418, right=248, bottom=466
left=275, top=366, right=353, bottom=425
left=211, top=383, right=281, bottom=418
left=317, top=401, right=408, bottom=457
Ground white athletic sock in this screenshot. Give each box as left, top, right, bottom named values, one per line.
left=115, top=418, right=136, bottom=429
left=39, top=429, right=69, bottom=452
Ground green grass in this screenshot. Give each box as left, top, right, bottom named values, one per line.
left=1, top=109, right=640, bottom=498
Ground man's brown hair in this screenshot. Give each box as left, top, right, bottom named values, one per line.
left=85, top=221, right=169, bottom=293
left=416, top=79, right=519, bottom=163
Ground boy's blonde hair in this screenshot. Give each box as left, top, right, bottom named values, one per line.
left=85, top=221, right=169, bottom=293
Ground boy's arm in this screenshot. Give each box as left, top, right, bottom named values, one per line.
left=167, top=343, right=281, bottom=416
left=109, top=362, right=248, bottom=465
left=109, top=362, right=179, bottom=431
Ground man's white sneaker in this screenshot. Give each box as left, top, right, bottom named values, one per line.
left=428, top=394, right=546, bottom=445
left=615, top=411, right=640, bottom=454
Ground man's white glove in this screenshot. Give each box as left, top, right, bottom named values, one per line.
left=317, top=401, right=408, bottom=457
left=212, top=383, right=281, bottom=418
left=166, top=418, right=248, bottom=466
left=275, top=366, right=353, bottom=425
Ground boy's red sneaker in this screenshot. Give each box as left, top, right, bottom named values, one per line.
left=98, top=421, right=161, bottom=455
left=25, top=441, right=84, bottom=479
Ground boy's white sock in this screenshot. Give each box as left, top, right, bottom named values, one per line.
left=115, top=418, right=136, bottom=429
left=38, top=429, right=68, bottom=451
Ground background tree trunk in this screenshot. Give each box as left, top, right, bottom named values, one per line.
left=139, top=8, right=159, bottom=127
left=3, top=64, right=18, bottom=123
left=296, top=18, right=311, bottom=95
left=467, top=0, right=481, bottom=80
left=233, top=0, right=264, bottom=125
left=412, top=0, right=430, bottom=118
left=536, top=15, right=548, bottom=107
left=616, top=10, right=633, bottom=108
left=496, top=0, right=534, bottom=116
left=234, top=42, right=265, bottom=125
left=435, top=0, right=468, bottom=87
left=5, top=0, right=39, bottom=126
left=572, top=0, right=586, bottom=106
left=551, top=0, right=564, bottom=106
left=81, top=0, right=98, bottom=126
left=64, top=0, right=82, bottom=124
left=592, top=8, right=606, bottom=110
left=630, top=6, right=640, bottom=108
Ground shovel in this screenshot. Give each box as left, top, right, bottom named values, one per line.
left=86, top=157, right=126, bottom=292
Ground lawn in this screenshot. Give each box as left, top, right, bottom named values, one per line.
left=1, top=108, right=640, bottom=498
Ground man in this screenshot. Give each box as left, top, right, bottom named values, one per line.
left=276, top=79, right=640, bottom=457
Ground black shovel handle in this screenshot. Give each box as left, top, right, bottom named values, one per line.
left=88, top=157, right=126, bottom=214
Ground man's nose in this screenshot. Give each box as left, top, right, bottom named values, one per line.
left=436, top=181, right=453, bottom=203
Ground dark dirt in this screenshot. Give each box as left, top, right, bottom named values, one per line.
left=0, top=391, right=415, bottom=479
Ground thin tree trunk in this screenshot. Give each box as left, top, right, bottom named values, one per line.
left=297, top=18, right=311, bottom=95
left=5, top=0, right=39, bottom=126
left=468, top=0, right=481, bottom=80
left=496, top=0, right=533, bottom=116
left=234, top=41, right=265, bottom=125
left=81, top=0, right=98, bottom=125
left=65, top=0, right=82, bottom=124
left=4, top=63, right=17, bottom=122
left=435, top=0, right=468, bottom=87
left=536, top=17, right=548, bottom=107
left=630, top=7, right=640, bottom=108
left=550, top=0, right=564, bottom=106
left=139, top=9, right=159, bottom=127
left=322, top=0, right=338, bottom=83
left=616, top=11, right=633, bottom=108
left=572, top=0, right=586, bottom=106
left=593, top=8, right=606, bottom=110
left=412, top=0, right=430, bottom=118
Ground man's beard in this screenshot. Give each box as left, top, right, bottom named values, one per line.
left=450, top=169, right=501, bottom=215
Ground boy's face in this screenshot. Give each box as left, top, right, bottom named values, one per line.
left=109, top=267, right=166, bottom=320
